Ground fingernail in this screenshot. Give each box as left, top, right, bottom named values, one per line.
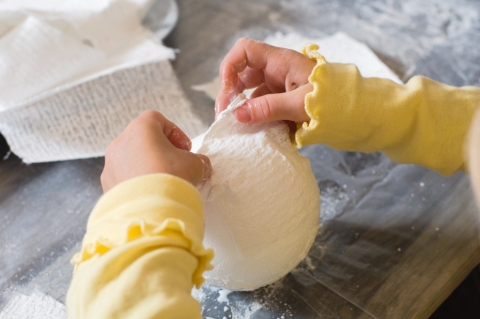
left=221, top=66, right=236, bottom=93
left=204, top=163, right=212, bottom=181
left=214, top=99, right=220, bottom=118
left=234, top=102, right=252, bottom=123
left=178, top=139, right=190, bottom=151
left=185, top=139, right=192, bottom=151
left=221, top=78, right=234, bottom=94
left=221, top=79, right=229, bottom=93
left=200, top=157, right=212, bottom=181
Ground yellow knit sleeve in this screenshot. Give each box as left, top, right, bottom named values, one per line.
left=66, top=174, right=213, bottom=319
left=296, top=44, right=480, bottom=175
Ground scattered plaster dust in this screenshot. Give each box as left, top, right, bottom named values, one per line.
left=319, top=181, right=350, bottom=223
left=2, top=150, right=11, bottom=160
left=217, top=289, right=232, bottom=303
left=194, top=280, right=299, bottom=318
left=236, top=302, right=263, bottom=319
left=0, top=290, right=67, bottom=319
left=303, top=255, right=316, bottom=272
left=192, top=94, right=320, bottom=291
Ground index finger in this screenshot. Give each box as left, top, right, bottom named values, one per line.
left=219, top=38, right=274, bottom=94
left=137, top=110, right=192, bottom=151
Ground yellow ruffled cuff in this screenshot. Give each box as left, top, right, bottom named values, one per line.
left=295, top=44, right=328, bottom=148
left=71, top=174, right=213, bottom=288
left=294, top=44, right=480, bottom=174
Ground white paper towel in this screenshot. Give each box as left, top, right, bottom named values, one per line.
left=0, top=0, right=206, bottom=163
left=0, top=0, right=176, bottom=109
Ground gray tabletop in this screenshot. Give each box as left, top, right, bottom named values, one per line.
left=1, top=1, right=480, bottom=318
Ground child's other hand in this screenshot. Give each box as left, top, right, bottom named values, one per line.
left=216, top=37, right=315, bottom=124
left=101, top=111, right=212, bottom=192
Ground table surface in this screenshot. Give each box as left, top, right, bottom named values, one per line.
left=1, top=1, right=480, bottom=318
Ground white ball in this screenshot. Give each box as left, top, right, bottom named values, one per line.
left=192, top=95, right=320, bottom=291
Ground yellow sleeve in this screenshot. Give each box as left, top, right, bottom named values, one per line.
left=295, top=44, right=480, bottom=175
left=66, top=174, right=213, bottom=319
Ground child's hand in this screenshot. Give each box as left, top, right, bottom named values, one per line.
left=216, top=37, right=315, bottom=124
left=101, top=111, right=212, bottom=192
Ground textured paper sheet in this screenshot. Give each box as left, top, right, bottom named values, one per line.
left=0, top=0, right=207, bottom=163
left=0, top=61, right=207, bottom=163
left=0, top=0, right=175, bottom=110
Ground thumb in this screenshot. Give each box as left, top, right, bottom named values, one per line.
left=189, top=153, right=212, bottom=186
left=234, top=84, right=312, bottom=124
